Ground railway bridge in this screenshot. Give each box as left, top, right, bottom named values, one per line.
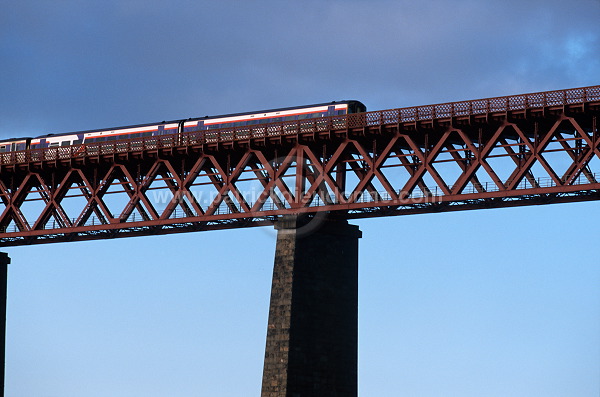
left=1, top=85, right=599, bottom=396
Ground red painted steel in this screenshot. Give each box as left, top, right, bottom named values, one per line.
left=0, top=85, right=599, bottom=245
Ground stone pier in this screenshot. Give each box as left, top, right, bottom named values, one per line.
left=261, top=215, right=361, bottom=397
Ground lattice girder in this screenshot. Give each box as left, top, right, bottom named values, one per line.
left=0, top=86, right=599, bottom=245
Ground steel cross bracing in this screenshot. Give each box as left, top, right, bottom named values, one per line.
left=0, top=85, right=599, bottom=245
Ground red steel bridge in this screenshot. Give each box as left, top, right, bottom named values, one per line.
left=0, top=85, right=599, bottom=246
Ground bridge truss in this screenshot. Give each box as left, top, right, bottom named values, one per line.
left=0, top=85, right=599, bottom=245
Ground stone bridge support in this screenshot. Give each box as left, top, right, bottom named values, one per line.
left=261, top=216, right=361, bottom=397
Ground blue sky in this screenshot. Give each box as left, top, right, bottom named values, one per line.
left=1, top=1, right=599, bottom=396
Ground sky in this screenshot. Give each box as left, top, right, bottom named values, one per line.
left=1, top=1, right=599, bottom=396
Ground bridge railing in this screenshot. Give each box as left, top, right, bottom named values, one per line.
left=349, top=85, right=600, bottom=126
left=0, top=85, right=599, bottom=165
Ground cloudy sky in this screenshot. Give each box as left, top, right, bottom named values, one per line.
left=1, top=1, right=599, bottom=396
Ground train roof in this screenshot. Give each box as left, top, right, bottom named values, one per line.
left=2, top=100, right=366, bottom=142
left=187, top=100, right=365, bottom=121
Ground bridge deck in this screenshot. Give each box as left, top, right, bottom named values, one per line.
left=0, top=85, right=599, bottom=245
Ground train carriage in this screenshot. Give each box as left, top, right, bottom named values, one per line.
left=0, top=100, right=366, bottom=156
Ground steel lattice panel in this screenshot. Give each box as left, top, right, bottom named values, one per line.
left=0, top=86, right=599, bottom=245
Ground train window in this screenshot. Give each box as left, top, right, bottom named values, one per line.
left=49, top=142, right=59, bottom=148
left=73, top=139, right=83, bottom=145
left=0, top=146, right=7, bottom=153
left=61, top=141, right=70, bottom=146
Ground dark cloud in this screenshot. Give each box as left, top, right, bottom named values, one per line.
left=0, top=0, right=598, bottom=136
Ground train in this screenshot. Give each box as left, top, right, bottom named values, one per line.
left=0, top=100, right=366, bottom=154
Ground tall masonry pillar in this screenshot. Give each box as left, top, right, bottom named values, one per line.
left=261, top=215, right=361, bottom=397
left=0, top=252, right=9, bottom=397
